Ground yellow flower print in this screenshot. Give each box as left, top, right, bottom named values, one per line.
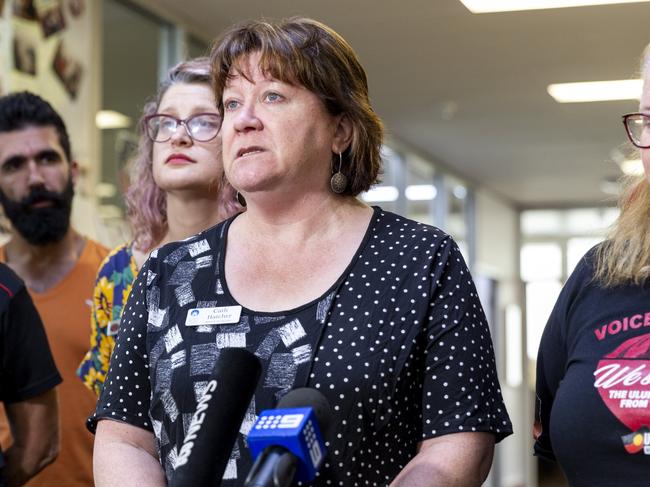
left=83, top=367, right=105, bottom=396
left=94, top=276, right=114, bottom=327
left=121, top=282, right=134, bottom=312
left=99, top=334, right=115, bottom=368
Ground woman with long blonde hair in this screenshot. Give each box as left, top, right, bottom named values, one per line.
left=535, top=42, right=650, bottom=485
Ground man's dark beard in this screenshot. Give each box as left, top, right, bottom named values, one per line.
left=0, top=179, right=74, bottom=246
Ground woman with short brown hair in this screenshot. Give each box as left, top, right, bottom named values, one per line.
left=93, top=17, right=511, bottom=486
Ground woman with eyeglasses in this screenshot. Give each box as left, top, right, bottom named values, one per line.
left=76, top=57, right=241, bottom=396
left=534, top=42, right=650, bottom=485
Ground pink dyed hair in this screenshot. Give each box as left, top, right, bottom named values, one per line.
left=125, top=57, right=240, bottom=252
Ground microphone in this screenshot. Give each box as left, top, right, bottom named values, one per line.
left=244, top=388, right=332, bottom=487
left=171, top=347, right=262, bottom=487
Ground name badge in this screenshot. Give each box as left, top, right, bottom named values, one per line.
left=185, top=306, right=242, bottom=326
left=106, top=319, right=120, bottom=337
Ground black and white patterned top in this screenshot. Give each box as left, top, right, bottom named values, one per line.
left=90, top=207, right=512, bottom=486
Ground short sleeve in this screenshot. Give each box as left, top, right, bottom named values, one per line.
left=421, top=236, right=512, bottom=442
left=534, top=309, right=567, bottom=461
left=77, top=245, right=137, bottom=396
left=533, top=254, right=590, bottom=460
left=88, top=258, right=152, bottom=433
left=1, top=288, right=62, bottom=403
left=77, top=257, right=117, bottom=395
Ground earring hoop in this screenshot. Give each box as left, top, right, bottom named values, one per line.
left=330, top=152, right=348, bottom=194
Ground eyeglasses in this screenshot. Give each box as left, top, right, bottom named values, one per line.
left=144, top=113, right=221, bottom=143
left=622, top=113, right=650, bottom=149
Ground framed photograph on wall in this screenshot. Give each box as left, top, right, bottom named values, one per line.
left=13, top=34, right=37, bottom=75
left=68, top=0, right=84, bottom=18
left=13, top=0, right=37, bottom=20
left=34, top=0, right=65, bottom=37
left=52, top=39, right=82, bottom=99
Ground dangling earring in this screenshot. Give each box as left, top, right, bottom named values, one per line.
left=236, top=191, right=247, bottom=207
left=330, top=152, right=348, bottom=194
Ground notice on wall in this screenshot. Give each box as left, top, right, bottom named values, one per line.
left=13, top=31, right=36, bottom=75
left=52, top=38, right=81, bottom=99
left=13, top=1, right=36, bottom=21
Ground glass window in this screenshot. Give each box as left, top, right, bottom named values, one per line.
left=567, top=237, right=603, bottom=275
left=405, top=152, right=435, bottom=225
left=565, top=209, right=609, bottom=235
left=521, top=243, right=563, bottom=282
left=526, top=280, right=562, bottom=360
left=359, top=146, right=474, bottom=264
left=521, top=210, right=563, bottom=236
left=522, top=207, right=619, bottom=238
left=521, top=208, right=616, bottom=371
left=100, top=0, right=169, bottom=220
left=505, top=304, right=523, bottom=387
left=445, top=175, right=467, bottom=247
left=360, top=145, right=401, bottom=213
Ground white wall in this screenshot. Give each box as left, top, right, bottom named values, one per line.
left=0, top=1, right=103, bottom=241
left=474, top=189, right=534, bottom=487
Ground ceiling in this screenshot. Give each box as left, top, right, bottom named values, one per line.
left=140, top=0, right=649, bottom=208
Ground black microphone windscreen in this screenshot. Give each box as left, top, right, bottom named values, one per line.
left=276, top=388, right=333, bottom=438
left=172, top=347, right=262, bottom=487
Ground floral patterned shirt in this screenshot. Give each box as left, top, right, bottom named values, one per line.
left=77, top=243, right=138, bottom=395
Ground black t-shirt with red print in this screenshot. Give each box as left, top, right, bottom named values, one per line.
left=535, top=247, right=650, bottom=486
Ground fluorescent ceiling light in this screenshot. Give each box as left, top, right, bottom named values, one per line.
left=547, top=79, right=642, bottom=103
left=460, top=0, right=650, bottom=13
left=405, top=185, right=437, bottom=201
left=96, top=110, right=132, bottom=129
left=620, top=158, right=644, bottom=176
left=361, top=186, right=399, bottom=202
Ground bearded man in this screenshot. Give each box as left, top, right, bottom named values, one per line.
left=0, top=91, right=108, bottom=487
